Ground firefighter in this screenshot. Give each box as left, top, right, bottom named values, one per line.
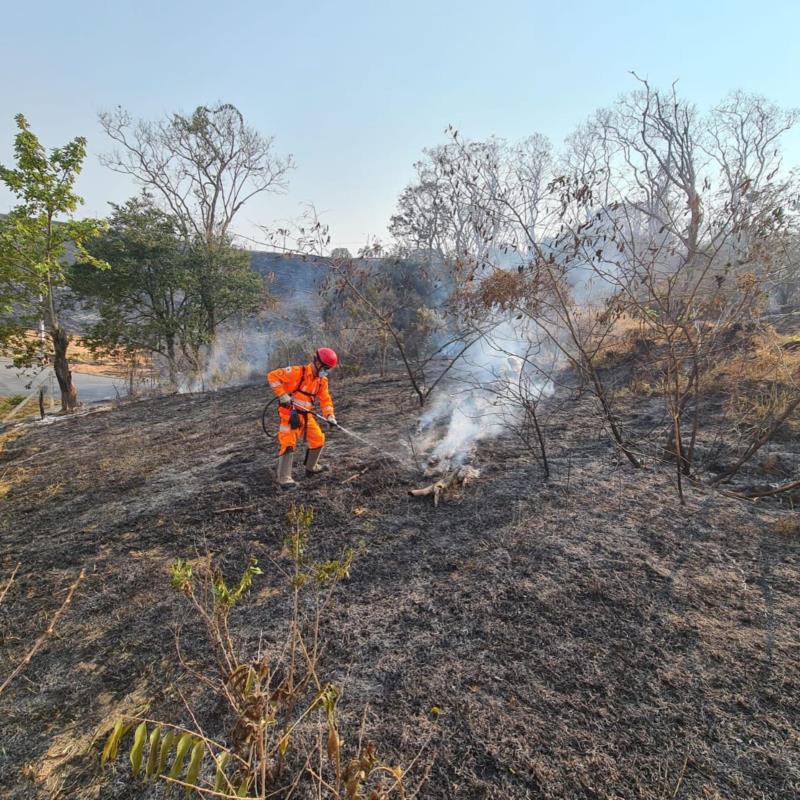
left=267, top=347, right=338, bottom=490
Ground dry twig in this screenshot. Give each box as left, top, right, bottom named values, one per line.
left=722, top=477, right=800, bottom=500
left=0, top=567, right=86, bottom=696
left=0, top=562, right=21, bottom=606
left=213, top=504, right=257, bottom=514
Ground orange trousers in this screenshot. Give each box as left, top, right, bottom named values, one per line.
left=277, top=407, right=325, bottom=455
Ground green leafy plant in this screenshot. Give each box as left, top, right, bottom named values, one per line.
left=101, top=505, right=427, bottom=798
left=0, top=114, right=108, bottom=411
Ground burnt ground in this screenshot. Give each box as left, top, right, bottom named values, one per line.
left=0, top=374, right=798, bottom=799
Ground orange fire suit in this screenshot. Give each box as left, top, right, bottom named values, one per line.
left=267, top=364, right=335, bottom=455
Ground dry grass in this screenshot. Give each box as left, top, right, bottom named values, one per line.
left=0, top=428, right=29, bottom=500
left=0, top=426, right=23, bottom=454
left=713, top=327, right=800, bottom=385
left=773, top=516, right=800, bottom=535
left=13, top=329, right=152, bottom=378
left=0, top=466, right=30, bottom=501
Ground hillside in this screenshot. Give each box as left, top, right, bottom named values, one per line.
left=250, top=251, right=328, bottom=301
left=0, top=375, right=798, bottom=799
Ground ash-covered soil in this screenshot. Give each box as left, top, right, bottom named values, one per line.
left=0, top=375, right=798, bottom=799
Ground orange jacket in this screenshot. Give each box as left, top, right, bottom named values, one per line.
left=267, top=363, right=334, bottom=417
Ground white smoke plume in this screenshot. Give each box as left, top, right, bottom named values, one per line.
left=415, top=316, right=557, bottom=472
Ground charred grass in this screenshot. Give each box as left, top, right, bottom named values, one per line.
left=0, top=374, right=798, bottom=798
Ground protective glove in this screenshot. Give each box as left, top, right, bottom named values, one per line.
left=326, top=415, right=338, bottom=428
left=278, top=393, right=292, bottom=407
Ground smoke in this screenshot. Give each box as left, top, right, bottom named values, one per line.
left=411, top=217, right=652, bottom=469
left=197, top=325, right=274, bottom=391
left=176, top=313, right=322, bottom=394
left=174, top=251, right=327, bottom=393
left=415, top=316, right=556, bottom=470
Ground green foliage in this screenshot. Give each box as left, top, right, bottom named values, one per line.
left=100, top=719, right=128, bottom=766
left=0, top=114, right=106, bottom=366
left=102, top=723, right=218, bottom=795
left=158, top=729, right=176, bottom=775
left=72, top=196, right=267, bottom=382
left=314, top=549, right=354, bottom=584
left=187, top=238, right=265, bottom=346
left=213, top=751, right=231, bottom=792
left=212, top=557, right=263, bottom=609
left=71, top=197, right=189, bottom=372
left=185, top=739, right=204, bottom=795
left=170, top=556, right=263, bottom=613
left=284, top=504, right=352, bottom=588
left=169, top=559, right=193, bottom=594
left=129, top=721, right=147, bottom=777
left=145, top=726, right=161, bottom=778
left=284, top=503, right=314, bottom=562
left=169, top=732, right=196, bottom=780
left=98, top=102, right=284, bottom=361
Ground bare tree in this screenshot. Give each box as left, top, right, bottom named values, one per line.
left=391, top=82, right=798, bottom=497
left=411, top=128, right=643, bottom=467
left=566, top=81, right=798, bottom=499
left=263, top=207, right=492, bottom=407
left=100, top=104, right=292, bottom=243
left=99, top=104, right=293, bottom=339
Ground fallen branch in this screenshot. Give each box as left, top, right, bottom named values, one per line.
left=213, top=504, right=256, bottom=514
left=341, top=466, right=371, bottom=484
left=0, top=562, right=21, bottom=606
left=721, top=477, right=800, bottom=500
left=409, top=478, right=449, bottom=507
left=409, top=465, right=480, bottom=507
left=0, top=567, right=86, bottom=696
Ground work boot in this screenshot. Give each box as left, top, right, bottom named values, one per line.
left=304, top=447, right=330, bottom=477
left=276, top=448, right=298, bottom=491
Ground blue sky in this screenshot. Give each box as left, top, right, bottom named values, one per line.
left=1, top=0, right=799, bottom=250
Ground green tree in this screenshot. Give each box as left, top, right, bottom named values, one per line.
left=182, top=237, right=265, bottom=364
left=73, top=197, right=266, bottom=385
left=99, top=103, right=290, bottom=359
left=71, top=197, right=190, bottom=387
left=0, top=114, right=106, bottom=411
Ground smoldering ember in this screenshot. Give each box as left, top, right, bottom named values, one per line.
left=1, top=75, right=800, bottom=800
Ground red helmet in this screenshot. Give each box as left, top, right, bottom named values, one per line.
left=316, top=347, right=338, bottom=368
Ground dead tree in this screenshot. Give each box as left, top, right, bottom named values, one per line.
left=570, top=81, right=799, bottom=500
left=425, top=134, right=643, bottom=468
left=262, top=206, right=494, bottom=408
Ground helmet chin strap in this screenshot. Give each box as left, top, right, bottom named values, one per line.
left=314, top=357, right=332, bottom=374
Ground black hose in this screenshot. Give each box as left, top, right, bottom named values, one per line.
left=261, top=397, right=277, bottom=437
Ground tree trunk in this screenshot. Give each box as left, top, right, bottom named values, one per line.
left=51, top=327, right=78, bottom=412
left=527, top=402, right=549, bottom=480
left=166, top=335, right=178, bottom=388
left=585, top=357, right=641, bottom=468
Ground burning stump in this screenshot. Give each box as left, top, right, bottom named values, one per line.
left=408, top=463, right=481, bottom=507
